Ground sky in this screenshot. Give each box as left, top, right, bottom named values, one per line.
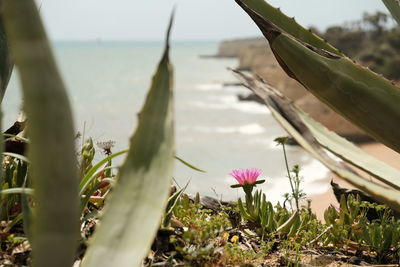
left=36, top=0, right=389, bottom=41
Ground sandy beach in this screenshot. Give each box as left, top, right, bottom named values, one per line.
left=310, top=142, right=400, bottom=220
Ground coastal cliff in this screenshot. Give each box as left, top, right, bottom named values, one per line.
left=215, top=37, right=267, bottom=58
left=217, top=37, right=369, bottom=141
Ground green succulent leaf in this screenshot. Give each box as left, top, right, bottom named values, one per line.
left=266, top=202, right=277, bottom=231
left=79, top=150, right=127, bottom=195
left=0, top=13, right=13, bottom=102
left=235, top=0, right=400, bottom=154
left=81, top=13, right=175, bottom=267
left=2, top=152, right=30, bottom=163
left=174, top=155, right=206, bottom=173
left=297, top=108, right=400, bottom=190
left=163, top=182, right=188, bottom=227
left=287, top=213, right=301, bottom=237
left=277, top=210, right=299, bottom=234
left=234, top=71, right=400, bottom=212
left=382, top=0, right=400, bottom=26
left=234, top=0, right=343, bottom=56
left=3, top=1, right=79, bottom=267
left=238, top=197, right=253, bottom=221
left=0, top=187, right=34, bottom=195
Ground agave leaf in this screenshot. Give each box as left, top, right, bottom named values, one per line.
left=234, top=71, right=400, bottom=212
left=0, top=187, right=34, bottom=195
left=81, top=13, right=175, bottom=267
left=271, top=34, right=400, bottom=153
left=0, top=15, right=13, bottom=102
left=3, top=1, right=79, bottom=267
left=382, top=0, right=400, bottom=26
left=234, top=0, right=343, bottom=56
left=3, top=152, right=29, bottom=163
left=296, top=108, right=400, bottom=190
left=235, top=3, right=400, bottom=153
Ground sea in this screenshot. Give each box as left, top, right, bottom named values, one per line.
left=2, top=41, right=329, bottom=204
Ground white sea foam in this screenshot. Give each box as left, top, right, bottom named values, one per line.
left=300, top=159, right=331, bottom=195
left=195, top=83, right=223, bottom=91
left=193, top=123, right=266, bottom=135
left=258, top=158, right=330, bottom=204
left=192, top=95, right=270, bottom=114
left=236, top=123, right=266, bottom=134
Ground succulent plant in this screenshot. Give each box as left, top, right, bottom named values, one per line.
left=233, top=0, right=400, bottom=212
left=1, top=1, right=176, bottom=266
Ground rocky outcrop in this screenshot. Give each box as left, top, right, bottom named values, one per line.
left=223, top=37, right=370, bottom=141
left=237, top=41, right=309, bottom=101
left=215, top=37, right=267, bottom=58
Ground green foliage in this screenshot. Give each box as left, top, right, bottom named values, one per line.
left=81, top=13, right=175, bottom=267
left=1, top=2, right=178, bottom=266
left=322, top=11, right=400, bottom=80
left=3, top=1, right=79, bottom=266
left=232, top=1, right=400, bottom=214
left=80, top=138, right=95, bottom=177
left=0, top=12, right=13, bottom=102
left=236, top=189, right=320, bottom=243
left=362, top=220, right=400, bottom=261
left=322, top=195, right=400, bottom=263
left=174, top=155, right=206, bottom=173
left=163, top=185, right=188, bottom=227
left=234, top=0, right=343, bottom=56
left=234, top=70, right=400, bottom=212
left=382, top=0, right=400, bottom=26
left=275, top=136, right=305, bottom=210
left=1, top=157, right=28, bottom=221
left=171, top=200, right=231, bottom=264
left=222, top=243, right=261, bottom=265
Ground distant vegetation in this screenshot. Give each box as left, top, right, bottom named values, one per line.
left=320, top=12, right=400, bottom=80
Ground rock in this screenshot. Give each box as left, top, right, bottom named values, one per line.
left=239, top=45, right=271, bottom=69
left=237, top=93, right=264, bottom=104
left=238, top=44, right=308, bottom=101
left=216, top=37, right=266, bottom=58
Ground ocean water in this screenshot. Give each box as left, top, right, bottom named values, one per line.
left=2, top=41, right=329, bottom=203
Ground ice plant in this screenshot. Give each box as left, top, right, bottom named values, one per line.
left=230, top=168, right=265, bottom=190
left=230, top=168, right=265, bottom=220
left=230, top=168, right=262, bottom=185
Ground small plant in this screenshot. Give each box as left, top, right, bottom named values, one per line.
left=170, top=199, right=231, bottom=265
left=229, top=167, right=317, bottom=243
left=229, top=168, right=265, bottom=222
left=222, top=243, right=262, bottom=265
left=321, top=194, right=400, bottom=263
left=275, top=137, right=305, bottom=210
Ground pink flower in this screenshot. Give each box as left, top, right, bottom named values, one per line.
left=230, top=168, right=262, bottom=185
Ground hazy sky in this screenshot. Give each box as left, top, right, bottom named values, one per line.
left=36, top=0, right=389, bottom=41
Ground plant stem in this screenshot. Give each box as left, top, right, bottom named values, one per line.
left=282, top=143, right=299, bottom=210
left=244, top=186, right=255, bottom=217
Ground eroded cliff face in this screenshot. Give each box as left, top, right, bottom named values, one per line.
left=218, top=38, right=369, bottom=141
left=216, top=37, right=267, bottom=57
